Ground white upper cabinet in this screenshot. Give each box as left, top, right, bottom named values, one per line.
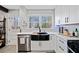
left=59, top=6, right=65, bottom=24
left=55, top=6, right=62, bottom=25
left=69, top=6, right=79, bottom=24
left=62, top=6, right=70, bottom=24
left=55, top=6, right=68, bottom=25
left=55, top=5, right=79, bottom=25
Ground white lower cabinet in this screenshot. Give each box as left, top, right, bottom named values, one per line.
left=31, top=35, right=54, bottom=51
left=31, top=41, right=40, bottom=51
left=51, top=34, right=57, bottom=52
left=31, top=41, right=53, bottom=51
left=40, top=41, right=48, bottom=50
left=31, top=34, right=68, bottom=53
left=55, top=36, right=68, bottom=53
left=41, top=41, right=53, bottom=51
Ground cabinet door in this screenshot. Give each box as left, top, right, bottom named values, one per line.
left=55, top=6, right=62, bottom=25
left=61, top=6, right=66, bottom=24
left=55, top=36, right=60, bottom=53
left=41, top=34, right=56, bottom=51
left=55, top=35, right=60, bottom=52
left=55, top=6, right=69, bottom=25
left=51, top=34, right=56, bottom=51
left=76, top=6, right=79, bottom=23
left=61, top=6, right=71, bottom=24
left=74, top=6, right=79, bottom=23
left=31, top=41, right=40, bottom=51
left=69, top=6, right=79, bottom=24
left=40, top=41, right=50, bottom=51
left=64, top=6, right=70, bottom=24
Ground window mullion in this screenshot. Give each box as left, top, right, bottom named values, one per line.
left=39, top=16, right=41, bottom=28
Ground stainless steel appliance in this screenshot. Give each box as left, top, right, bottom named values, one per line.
left=67, top=40, right=79, bottom=53
left=18, top=34, right=31, bottom=52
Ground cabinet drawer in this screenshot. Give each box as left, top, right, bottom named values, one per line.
left=57, top=41, right=67, bottom=52
left=58, top=45, right=65, bottom=52
left=57, top=44, right=67, bottom=53
left=56, top=39, right=67, bottom=53
left=58, top=37, right=67, bottom=46
left=59, top=39, right=65, bottom=44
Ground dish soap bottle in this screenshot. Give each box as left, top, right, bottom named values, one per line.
left=72, top=31, right=75, bottom=37
left=75, top=28, right=78, bottom=37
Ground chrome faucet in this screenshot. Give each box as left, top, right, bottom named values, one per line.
left=38, top=26, right=41, bottom=32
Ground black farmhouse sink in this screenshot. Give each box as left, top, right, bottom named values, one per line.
left=31, top=32, right=49, bottom=41
left=37, top=32, right=48, bottom=34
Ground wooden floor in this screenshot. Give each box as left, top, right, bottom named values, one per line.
left=0, top=45, right=17, bottom=53
left=0, top=45, right=55, bottom=53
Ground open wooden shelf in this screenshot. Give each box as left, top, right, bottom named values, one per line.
left=0, top=17, right=6, bottom=48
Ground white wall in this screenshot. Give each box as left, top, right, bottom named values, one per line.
left=6, top=9, right=19, bottom=45
left=2, top=5, right=55, bottom=45
left=5, top=6, right=28, bottom=45
left=20, top=7, right=55, bottom=33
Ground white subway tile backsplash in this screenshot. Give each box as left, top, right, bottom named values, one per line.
left=60, top=24, right=79, bottom=33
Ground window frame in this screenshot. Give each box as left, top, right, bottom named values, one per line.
left=29, top=15, right=52, bottom=29
left=27, top=9, right=54, bottom=29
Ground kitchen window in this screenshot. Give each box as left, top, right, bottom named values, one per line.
left=29, top=16, right=52, bottom=28
left=29, top=16, right=39, bottom=28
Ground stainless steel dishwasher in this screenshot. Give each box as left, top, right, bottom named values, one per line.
left=18, top=34, right=31, bottom=52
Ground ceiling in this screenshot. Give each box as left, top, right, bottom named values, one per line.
left=2, top=5, right=20, bottom=9
left=2, top=5, right=56, bottom=10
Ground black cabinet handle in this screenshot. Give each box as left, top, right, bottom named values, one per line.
left=59, top=46, right=64, bottom=51
left=59, top=39, right=64, bottom=44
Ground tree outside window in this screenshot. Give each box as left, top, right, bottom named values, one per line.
left=29, top=16, right=52, bottom=28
